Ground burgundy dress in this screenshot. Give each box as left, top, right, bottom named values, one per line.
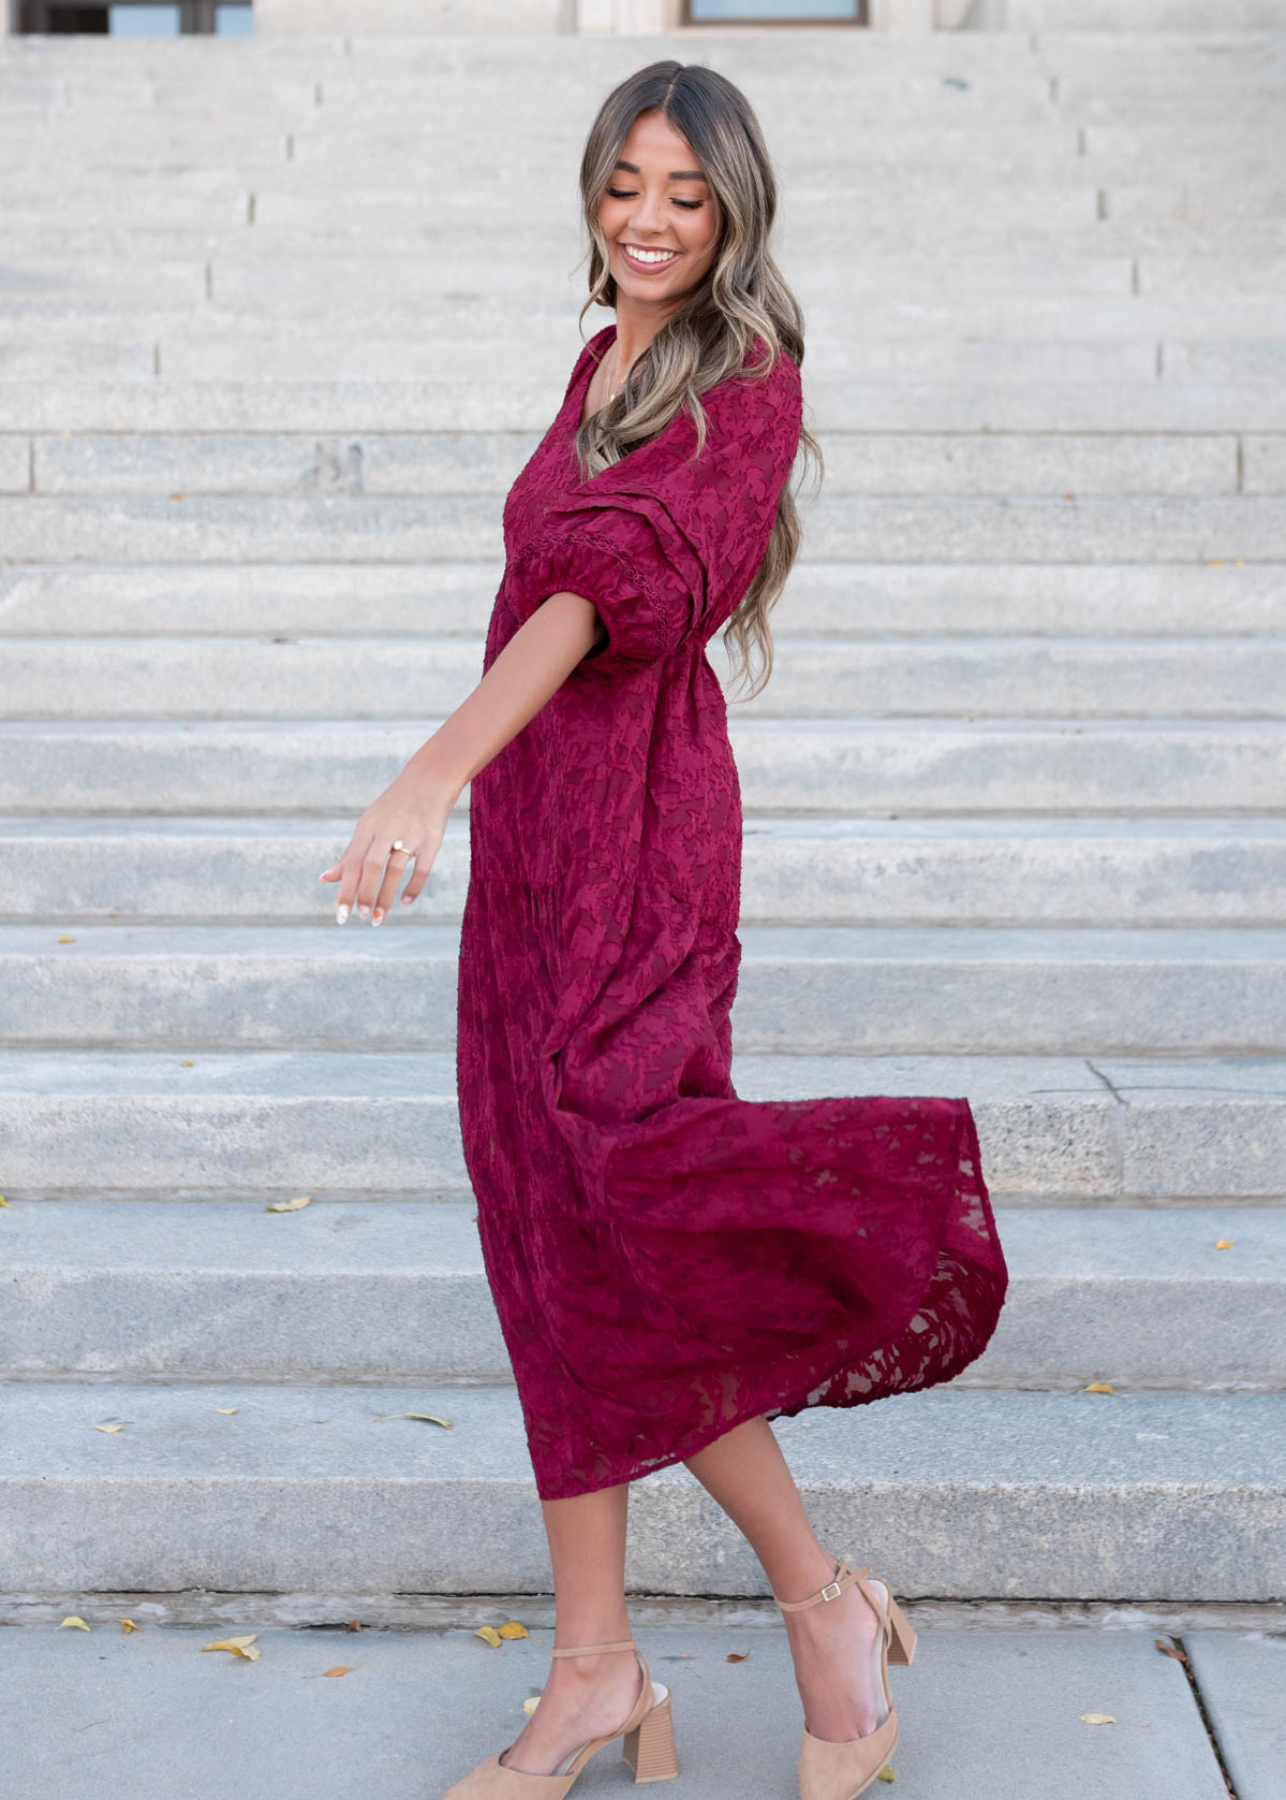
left=456, top=324, right=1009, bottom=1501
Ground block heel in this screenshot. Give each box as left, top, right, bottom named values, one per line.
left=438, top=1636, right=677, bottom=1798
left=885, top=1594, right=917, bottom=1666
left=622, top=1685, right=679, bottom=1783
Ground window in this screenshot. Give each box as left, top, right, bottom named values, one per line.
left=18, top=1, right=252, bottom=33
left=685, top=0, right=865, bottom=19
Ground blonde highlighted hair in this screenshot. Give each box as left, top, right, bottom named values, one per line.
left=573, top=59, right=822, bottom=701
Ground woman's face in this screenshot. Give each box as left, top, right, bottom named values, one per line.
left=597, top=108, right=721, bottom=307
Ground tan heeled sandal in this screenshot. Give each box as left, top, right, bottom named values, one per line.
left=438, top=1636, right=679, bottom=1798
left=772, top=1555, right=917, bottom=1800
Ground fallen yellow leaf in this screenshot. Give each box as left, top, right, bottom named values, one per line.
left=877, top=1767, right=896, bottom=1783
left=214, top=1407, right=238, bottom=1415
left=266, top=1194, right=312, bottom=1212
left=323, top=1666, right=351, bottom=1677
left=1084, top=1383, right=1115, bottom=1395
left=59, top=1616, right=90, bottom=1631
left=94, top=1422, right=127, bottom=1432
left=476, top=1626, right=504, bottom=1648
left=726, top=1651, right=749, bottom=1662
left=1215, top=1239, right=1234, bottom=1250
left=346, top=1621, right=363, bottom=1632
left=56, top=935, right=75, bottom=944
left=522, top=1696, right=541, bottom=1715
left=0, top=1196, right=10, bottom=1207
left=120, top=1619, right=139, bottom=1633
left=203, top=1635, right=262, bottom=1659
left=179, top=1059, right=195, bottom=1067
left=372, top=1411, right=454, bottom=1428
left=1081, top=1713, right=1116, bottom=1725
left=497, top=1622, right=529, bottom=1641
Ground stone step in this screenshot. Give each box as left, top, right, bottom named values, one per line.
left=5, top=293, right=1286, bottom=344
left=16, top=427, right=1255, bottom=496
left=4, top=378, right=1283, bottom=433
left=0, top=251, right=1277, bottom=311
left=0, top=1199, right=1278, bottom=1389
left=0, top=1379, right=1279, bottom=1599
left=1, top=494, right=1283, bottom=565
left=3, top=923, right=1284, bottom=1056
left=3, top=216, right=1285, bottom=263
left=2, top=1047, right=1279, bottom=1206
left=4, top=717, right=1281, bottom=817
left=5, top=815, right=1285, bottom=930
left=3, top=563, right=1282, bottom=638
left=3, top=633, right=1281, bottom=722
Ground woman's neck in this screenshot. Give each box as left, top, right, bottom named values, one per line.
left=611, top=296, right=676, bottom=380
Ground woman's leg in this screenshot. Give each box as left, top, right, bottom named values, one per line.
left=498, top=1481, right=649, bottom=1775
left=683, top=1415, right=886, bottom=1740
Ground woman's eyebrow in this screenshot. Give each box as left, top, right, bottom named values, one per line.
left=613, top=159, right=708, bottom=182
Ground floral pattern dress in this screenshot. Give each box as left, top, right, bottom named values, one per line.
left=456, top=323, right=1009, bottom=1501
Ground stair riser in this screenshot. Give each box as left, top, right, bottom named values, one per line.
left=4, top=635, right=1285, bottom=720
left=5, top=830, right=1285, bottom=928
left=3, top=949, right=1286, bottom=1054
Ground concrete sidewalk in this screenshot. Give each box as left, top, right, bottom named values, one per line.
left=1, top=1618, right=1280, bottom=1799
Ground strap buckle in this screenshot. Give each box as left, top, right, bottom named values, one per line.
left=820, top=1579, right=843, bottom=1602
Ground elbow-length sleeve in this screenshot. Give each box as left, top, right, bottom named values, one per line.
left=507, top=349, right=803, bottom=676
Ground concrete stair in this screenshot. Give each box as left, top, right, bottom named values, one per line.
left=1, top=23, right=1284, bottom=1611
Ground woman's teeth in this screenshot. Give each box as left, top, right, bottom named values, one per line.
left=622, top=244, right=678, bottom=265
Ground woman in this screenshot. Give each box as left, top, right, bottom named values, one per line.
left=320, top=60, right=1008, bottom=1800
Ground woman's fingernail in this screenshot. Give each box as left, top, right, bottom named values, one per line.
left=358, top=903, right=370, bottom=918
left=336, top=905, right=349, bottom=924
left=372, top=908, right=384, bottom=925
left=400, top=894, right=412, bottom=906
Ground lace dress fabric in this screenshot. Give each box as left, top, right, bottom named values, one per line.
left=456, top=325, right=1009, bottom=1501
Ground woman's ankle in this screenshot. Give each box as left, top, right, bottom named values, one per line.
left=769, top=1541, right=844, bottom=1607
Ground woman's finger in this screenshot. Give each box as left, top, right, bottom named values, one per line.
left=371, top=846, right=415, bottom=924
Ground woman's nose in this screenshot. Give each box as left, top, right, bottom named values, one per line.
left=627, top=192, right=667, bottom=235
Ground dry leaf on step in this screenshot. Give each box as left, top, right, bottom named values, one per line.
left=497, top=1623, right=528, bottom=1640
left=203, top=1635, right=262, bottom=1659
left=59, top=1616, right=91, bottom=1631
left=877, top=1767, right=896, bottom=1783
left=372, top=1411, right=453, bottom=1427
left=266, top=1194, right=312, bottom=1212
left=523, top=1696, right=541, bottom=1715
left=214, top=1407, right=238, bottom=1415
left=323, top=1667, right=351, bottom=1677
left=94, top=1422, right=127, bottom=1432
left=1215, top=1240, right=1234, bottom=1250
left=1084, top=1383, right=1115, bottom=1395
left=476, top=1627, right=504, bottom=1648
left=1081, top=1713, right=1117, bottom=1725
left=726, top=1652, right=749, bottom=1662
left=1154, top=1639, right=1190, bottom=1666
left=120, top=1619, right=140, bottom=1633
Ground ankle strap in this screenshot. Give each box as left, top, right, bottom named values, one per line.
left=550, top=1638, right=636, bottom=1658
left=771, top=1556, right=869, bottom=1613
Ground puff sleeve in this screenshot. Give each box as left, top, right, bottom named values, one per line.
left=506, top=350, right=802, bottom=676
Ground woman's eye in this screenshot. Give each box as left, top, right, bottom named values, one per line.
left=605, top=187, right=704, bottom=210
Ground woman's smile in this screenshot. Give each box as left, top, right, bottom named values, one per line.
left=617, top=240, right=682, bottom=275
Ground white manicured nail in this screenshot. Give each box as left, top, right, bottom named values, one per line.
left=335, top=905, right=349, bottom=924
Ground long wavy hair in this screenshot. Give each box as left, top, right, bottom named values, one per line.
left=573, top=60, right=822, bottom=701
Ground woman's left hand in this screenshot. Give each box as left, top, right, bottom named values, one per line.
left=319, top=760, right=458, bottom=926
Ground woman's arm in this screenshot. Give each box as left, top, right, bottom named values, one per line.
left=319, top=590, right=606, bottom=925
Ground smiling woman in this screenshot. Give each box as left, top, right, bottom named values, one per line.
left=322, top=55, right=1007, bottom=1800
